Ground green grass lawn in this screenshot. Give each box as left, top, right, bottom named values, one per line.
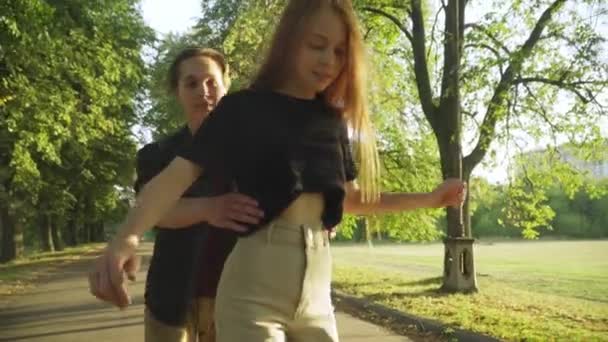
left=331, top=240, right=608, bottom=341
left=0, top=243, right=105, bottom=297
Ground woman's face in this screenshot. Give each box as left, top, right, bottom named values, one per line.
left=176, top=56, right=227, bottom=122
left=290, top=6, right=347, bottom=97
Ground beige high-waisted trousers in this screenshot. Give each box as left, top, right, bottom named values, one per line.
left=215, top=219, right=338, bottom=342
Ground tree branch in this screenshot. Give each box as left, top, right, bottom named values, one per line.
left=380, top=155, right=412, bottom=189
left=427, top=2, right=446, bottom=61
left=463, top=0, right=567, bottom=173
left=521, top=83, right=562, bottom=136
left=462, top=109, right=481, bottom=130
left=361, top=7, right=413, bottom=43
left=464, top=23, right=511, bottom=55
left=363, top=26, right=373, bottom=41
left=513, top=76, right=607, bottom=103
left=410, top=0, right=438, bottom=127
left=459, top=0, right=466, bottom=55
left=464, top=43, right=505, bottom=74
left=361, top=4, right=437, bottom=127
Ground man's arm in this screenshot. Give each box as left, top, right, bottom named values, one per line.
left=135, top=143, right=262, bottom=231
left=155, top=194, right=262, bottom=231
left=155, top=198, right=208, bottom=228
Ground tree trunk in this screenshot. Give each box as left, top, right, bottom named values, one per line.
left=64, top=218, right=78, bottom=247
left=0, top=210, right=3, bottom=258
left=84, top=222, right=92, bottom=243
left=51, top=219, right=64, bottom=251
left=92, top=221, right=105, bottom=242
left=39, top=215, right=55, bottom=252
left=14, top=219, right=24, bottom=259
left=439, top=0, right=478, bottom=293
left=358, top=219, right=368, bottom=243
left=0, top=208, right=24, bottom=262
left=463, top=175, right=472, bottom=237
left=442, top=148, right=465, bottom=237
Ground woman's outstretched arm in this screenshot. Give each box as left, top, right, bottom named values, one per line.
left=343, top=179, right=465, bottom=215
left=88, top=157, right=202, bottom=309
left=120, top=157, right=202, bottom=238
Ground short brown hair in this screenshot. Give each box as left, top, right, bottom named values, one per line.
left=167, top=47, right=231, bottom=94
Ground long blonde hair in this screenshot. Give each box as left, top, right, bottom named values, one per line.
left=251, top=0, right=380, bottom=202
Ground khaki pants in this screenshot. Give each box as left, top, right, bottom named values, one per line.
left=145, top=297, right=216, bottom=342
left=215, top=219, right=338, bottom=342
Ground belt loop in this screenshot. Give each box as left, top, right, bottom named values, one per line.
left=319, top=230, right=325, bottom=248
left=300, top=224, right=307, bottom=249
left=305, top=225, right=315, bottom=249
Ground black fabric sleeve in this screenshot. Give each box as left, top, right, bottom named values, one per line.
left=340, top=120, right=358, bottom=182
left=176, top=94, right=242, bottom=174
left=134, top=143, right=166, bottom=194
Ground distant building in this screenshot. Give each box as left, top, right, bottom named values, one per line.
left=560, top=149, right=608, bottom=179
left=515, top=142, right=608, bottom=180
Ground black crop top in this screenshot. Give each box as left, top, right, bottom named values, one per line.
left=177, top=88, right=357, bottom=235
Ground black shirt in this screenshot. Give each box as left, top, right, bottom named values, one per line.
left=135, top=127, right=235, bottom=326
left=177, top=88, right=357, bottom=235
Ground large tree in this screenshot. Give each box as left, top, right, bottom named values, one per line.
left=359, top=0, right=607, bottom=291
left=0, top=0, right=153, bottom=261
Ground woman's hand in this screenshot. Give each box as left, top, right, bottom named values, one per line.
left=430, top=178, right=467, bottom=208
left=88, top=234, right=140, bottom=309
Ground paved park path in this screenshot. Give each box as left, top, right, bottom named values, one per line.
left=0, top=243, right=410, bottom=341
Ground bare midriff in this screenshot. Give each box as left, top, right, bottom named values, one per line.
left=277, top=193, right=325, bottom=226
